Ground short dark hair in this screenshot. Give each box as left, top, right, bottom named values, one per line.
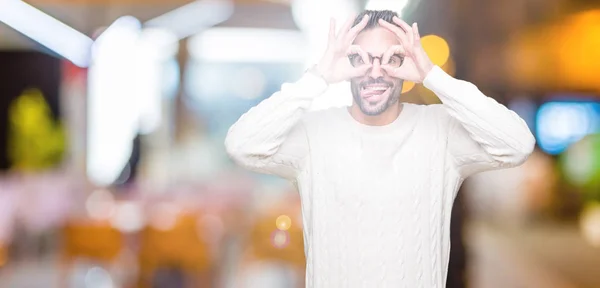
left=352, top=10, right=400, bottom=29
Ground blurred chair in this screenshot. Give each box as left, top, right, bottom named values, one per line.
left=60, top=220, right=124, bottom=287
left=137, top=212, right=214, bottom=288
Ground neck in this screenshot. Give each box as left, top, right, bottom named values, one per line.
left=349, top=101, right=403, bottom=126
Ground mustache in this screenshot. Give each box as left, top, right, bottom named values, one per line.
left=359, top=78, right=394, bottom=87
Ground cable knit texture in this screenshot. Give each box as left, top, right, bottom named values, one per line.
left=225, top=66, right=535, bottom=288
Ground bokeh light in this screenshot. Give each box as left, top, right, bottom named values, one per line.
left=536, top=101, right=600, bottom=155
left=271, top=230, right=290, bottom=249
left=441, top=56, right=455, bottom=76
left=149, top=202, right=181, bottom=231
left=109, top=201, right=145, bottom=233
left=556, top=10, right=600, bottom=91
left=85, top=189, right=116, bottom=220
left=84, top=266, right=114, bottom=288
left=401, top=81, right=415, bottom=94
left=562, top=136, right=597, bottom=186
left=421, top=35, right=450, bottom=67
left=580, top=202, right=600, bottom=247
left=275, top=215, right=292, bottom=231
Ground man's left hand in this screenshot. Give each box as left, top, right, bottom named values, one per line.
left=378, top=17, right=434, bottom=83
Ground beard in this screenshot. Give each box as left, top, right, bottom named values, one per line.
left=350, top=77, right=403, bottom=116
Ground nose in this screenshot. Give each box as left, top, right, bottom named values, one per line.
left=369, top=58, right=384, bottom=79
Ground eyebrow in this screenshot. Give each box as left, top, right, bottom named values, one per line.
left=363, top=53, right=403, bottom=58
left=348, top=53, right=404, bottom=60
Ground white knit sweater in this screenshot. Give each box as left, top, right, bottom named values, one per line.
left=225, top=66, right=535, bottom=287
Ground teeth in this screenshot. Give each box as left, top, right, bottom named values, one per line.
left=364, top=86, right=388, bottom=91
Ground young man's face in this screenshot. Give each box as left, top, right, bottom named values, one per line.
left=350, top=27, right=404, bottom=116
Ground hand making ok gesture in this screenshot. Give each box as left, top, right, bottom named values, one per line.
left=315, top=14, right=372, bottom=84
left=378, top=17, right=434, bottom=83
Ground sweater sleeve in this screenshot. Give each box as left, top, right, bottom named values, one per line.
left=224, top=72, right=329, bottom=181
left=423, top=66, right=536, bottom=178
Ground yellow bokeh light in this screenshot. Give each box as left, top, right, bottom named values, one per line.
left=580, top=202, right=600, bottom=247
left=276, top=215, right=292, bottom=231
left=401, top=81, right=415, bottom=94
left=556, top=9, right=600, bottom=90
left=421, top=35, right=450, bottom=67
left=442, top=56, right=455, bottom=76
left=507, top=9, right=600, bottom=91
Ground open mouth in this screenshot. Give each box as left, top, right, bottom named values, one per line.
left=360, top=84, right=391, bottom=101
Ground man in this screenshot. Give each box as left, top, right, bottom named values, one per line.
left=225, top=10, right=535, bottom=288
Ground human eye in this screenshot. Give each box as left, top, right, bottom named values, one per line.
left=389, top=55, right=404, bottom=66
left=349, top=54, right=365, bottom=66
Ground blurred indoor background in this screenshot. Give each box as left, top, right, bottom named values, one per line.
left=0, top=0, right=599, bottom=287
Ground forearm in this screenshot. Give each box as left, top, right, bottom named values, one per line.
left=424, top=66, right=535, bottom=165
left=225, top=72, right=328, bottom=166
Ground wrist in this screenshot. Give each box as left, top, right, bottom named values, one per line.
left=306, top=65, right=327, bottom=83
left=314, top=63, right=334, bottom=84
left=419, top=62, right=435, bottom=82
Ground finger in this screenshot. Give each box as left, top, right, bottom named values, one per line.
left=393, top=17, right=414, bottom=45
left=382, top=45, right=404, bottom=64
left=345, top=14, right=369, bottom=44
left=328, top=18, right=336, bottom=45
left=347, top=45, right=370, bottom=65
left=392, top=16, right=413, bottom=34
left=413, top=22, right=421, bottom=43
left=337, top=14, right=357, bottom=39
left=407, top=23, right=414, bottom=46
left=391, top=17, right=413, bottom=45
left=378, top=19, right=410, bottom=47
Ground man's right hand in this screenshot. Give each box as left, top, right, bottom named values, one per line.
left=315, top=14, right=372, bottom=84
